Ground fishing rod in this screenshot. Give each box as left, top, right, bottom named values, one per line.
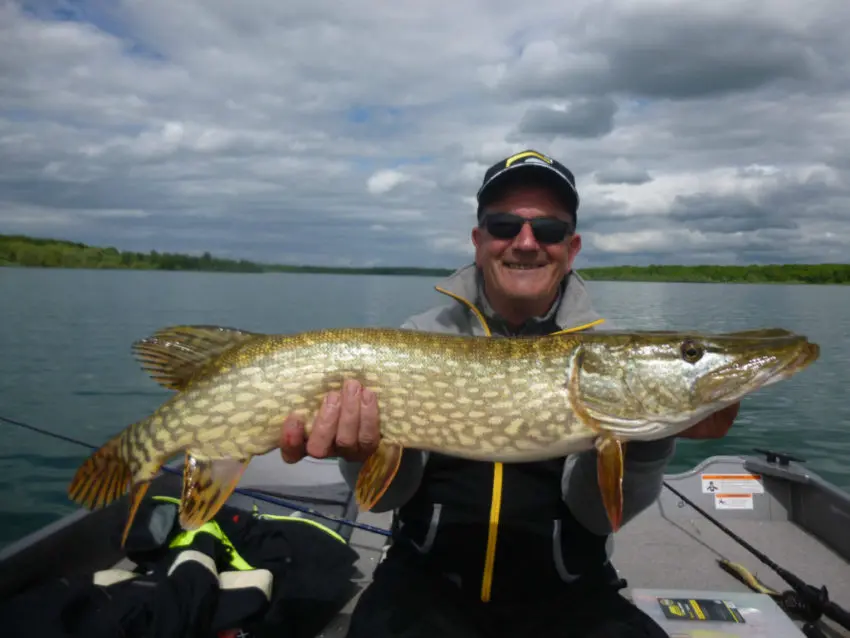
left=5, top=412, right=850, bottom=634
left=663, top=480, right=850, bottom=635
left=0, top=414, right=391, bottom=538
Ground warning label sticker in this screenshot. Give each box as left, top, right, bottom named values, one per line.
left=701, top=473, right=764, bottom=495
left=657, top=597, right=746, bottom=623
left=714, top=493, right=754, bottom=510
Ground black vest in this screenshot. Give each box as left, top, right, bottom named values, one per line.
left=393, top=450, right=611, bottom=603
left=390, top=289, right=613, bottom=603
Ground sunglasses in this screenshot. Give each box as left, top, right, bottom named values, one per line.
left=479, top=212, right=574, bottom=244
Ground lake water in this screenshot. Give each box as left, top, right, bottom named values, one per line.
left=1, top=268, right=849, bottom=550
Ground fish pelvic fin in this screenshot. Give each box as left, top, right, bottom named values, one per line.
left=355, top=440, right=403, bottom=510
left=131, top=325, right=260, bottom=391
left=596, top=435, right=625, bottom=533
left=179, top=453, right=250, bottom=529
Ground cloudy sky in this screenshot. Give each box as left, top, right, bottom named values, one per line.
left=2, top=0, right=849, bottom=268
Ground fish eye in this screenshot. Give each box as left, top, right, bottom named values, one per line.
left=680, top=339, right=704, bottom=363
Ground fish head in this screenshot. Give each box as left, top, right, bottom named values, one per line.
left=568, top=328, right=820, bottom=440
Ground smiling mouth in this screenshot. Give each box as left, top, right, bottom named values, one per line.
left=503, top=263, right=546, bottom=270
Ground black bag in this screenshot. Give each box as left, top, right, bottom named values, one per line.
left=0, top=497, right=360, bottom=638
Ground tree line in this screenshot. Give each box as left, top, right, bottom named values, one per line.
left=578, top=263, right=850, bottom=284
left=1, top=234, right=848, bottom=284
left=0, top=234, right=452, bottom=277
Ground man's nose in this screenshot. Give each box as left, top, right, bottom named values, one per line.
left=512, top=221, right=539, bottom=249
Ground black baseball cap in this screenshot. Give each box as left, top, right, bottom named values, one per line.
left=476, top=149, right=579, bottom=223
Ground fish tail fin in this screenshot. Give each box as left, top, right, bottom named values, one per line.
left=68, top=433, right=132, bottom=511
left=122, top=480, right=152, bottom=547
left=67, top=428, right=157, bottom=547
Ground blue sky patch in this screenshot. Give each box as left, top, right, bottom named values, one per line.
left=344, top=104, right=405, bottom=124
left=20, top=0, right=166, bottom=62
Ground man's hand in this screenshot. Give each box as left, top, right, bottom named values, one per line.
left=678, top=402, right=740, bottom=439
left=280, top=379, right=380, bottom=464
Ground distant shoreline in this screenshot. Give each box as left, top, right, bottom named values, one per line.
left=2, top=233, right=848, bottom=285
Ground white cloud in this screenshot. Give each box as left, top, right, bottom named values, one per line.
left=367, top=170, right=409, bottom=195
left=590, top=229, right=716, bottom=254
left=1, top=0, right=848, bottom=266
left=426, top=234, right=476, bottom=257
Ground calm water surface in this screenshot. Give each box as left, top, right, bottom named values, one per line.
left=1, top=269, right=849, bottom=549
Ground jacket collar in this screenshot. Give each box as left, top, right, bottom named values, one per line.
left=434, top=263, right=605, bottom=333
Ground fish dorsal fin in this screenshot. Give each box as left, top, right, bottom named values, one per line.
left=131, top=325, right=260, bottom=390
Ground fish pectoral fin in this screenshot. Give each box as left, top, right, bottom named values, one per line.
left=595, top=435, right=625, bottom=533
left=131, top=325, right=260, bottom=391
left=566, top=351, right=625, bottom=532
left=355, top=440, right=403, bottom=511
left=180, top=453, right=250, bottom=529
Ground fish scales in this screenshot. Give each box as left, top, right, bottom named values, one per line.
left=67, top=324, right=820, bottom=543
left=129, top=327, right=592, bottom=466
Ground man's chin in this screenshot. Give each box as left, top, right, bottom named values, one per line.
left=497, top=280, right=553, bottom=303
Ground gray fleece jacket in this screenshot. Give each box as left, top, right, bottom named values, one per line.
left=339, top=263, right=676, bottom=538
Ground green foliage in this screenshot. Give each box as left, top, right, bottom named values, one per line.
left=2, top=234, right=846, bottom=283
left=0, top=234, right=453, bottom=277
left=577, top=263, right=850, bottom=285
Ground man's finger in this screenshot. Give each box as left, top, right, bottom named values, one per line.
left=679, top=402, right=740, bottom=439
left=358, top=388, right=380, bottom=457
left=335, top=379, right=362, bottom=455
left=306, top=391, right=342, bottom=458
left=280, top=415, right=307, bottom=464
left=722, top=402, right=741, bottom=422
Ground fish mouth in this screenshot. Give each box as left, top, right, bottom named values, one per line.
left=704, top=338, right=820, bottom=404
left=769, top=340, right=820, bottom=381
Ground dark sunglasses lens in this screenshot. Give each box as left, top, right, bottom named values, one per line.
left=485, top=216, right=524, bottom=239
left=483, top=213, right=570, bottom=244
left=531, top=219, right=570, bottom=243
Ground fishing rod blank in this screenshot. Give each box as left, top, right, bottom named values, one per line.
left=663, top=480, right=850, bottom=633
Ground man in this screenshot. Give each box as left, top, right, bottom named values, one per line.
left=280, top=149, right=739, bottom=637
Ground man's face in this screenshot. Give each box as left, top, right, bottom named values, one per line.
left=472, top=184, right=582, bottom=314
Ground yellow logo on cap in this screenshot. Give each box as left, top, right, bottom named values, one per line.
left=505, top=151, right=553, bottom=167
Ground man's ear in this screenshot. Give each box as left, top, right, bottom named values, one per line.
left=472, top=226, right=484, bottom=268
left=565, top=233, right=582, bottom=271
left=472, top=225, right=482, bottom=248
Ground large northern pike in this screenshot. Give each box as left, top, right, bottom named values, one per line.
left=68, top=325, right=819, bottom=545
